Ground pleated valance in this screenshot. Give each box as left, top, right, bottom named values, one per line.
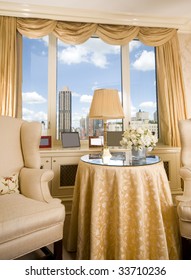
left=16, top=18, right=177, bottom=46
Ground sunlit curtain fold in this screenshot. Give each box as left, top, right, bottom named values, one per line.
left=54, top=21, right=97, bottom=44
left=156, top=35, right=187, bottom=146
left=0, top=16, right=21, bottom=117
left=0, top=16, right=187, bottom=145
left=138, top=27, right=177, bottom=46
left=17, top=18, right=57, bottom=38
left=96, top=24, right=139, bottom=45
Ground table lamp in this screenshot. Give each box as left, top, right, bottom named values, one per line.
left=89, top=88, right=125, bottom=160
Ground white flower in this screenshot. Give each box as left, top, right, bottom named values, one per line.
left=136, top=127, right=144, bottom=134
left=120, top=126, right=158, bottom=150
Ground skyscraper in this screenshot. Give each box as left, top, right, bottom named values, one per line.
left=58, top=87, right=72, bottom=138
left=136, top=109, right=149, bottom=122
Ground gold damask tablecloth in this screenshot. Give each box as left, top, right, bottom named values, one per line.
left=67, top=159, right=180, bottom=260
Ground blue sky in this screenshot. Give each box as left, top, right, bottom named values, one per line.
left=22, top=36, right=156, bottom=128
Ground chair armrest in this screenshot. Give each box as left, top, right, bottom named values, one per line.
left=176, top=166, right=191, bottom=204
left=19, top=167, right=57, bottom=203
left=180, top=166, right=191, bottom=180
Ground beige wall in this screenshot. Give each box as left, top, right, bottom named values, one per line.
left=178, top=33, right=191, bottom=118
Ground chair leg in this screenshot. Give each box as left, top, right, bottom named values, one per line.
left=54, top=240, right=63, bottom=260
left=41, top=246, right=53, bottom=258
left=41, top=240, right=63, bottom=260
left=181, top=237, right=191, bottom=260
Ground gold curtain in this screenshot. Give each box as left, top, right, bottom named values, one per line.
left=0, top=16, right=187, bottom=145
left=156, top=35, right=187, bottom=146
left=137, top=27, right=187, bottom=146
left=0, top=16, right=22, bottom=117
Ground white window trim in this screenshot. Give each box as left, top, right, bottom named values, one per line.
left=48, top=34, right=57, bottom=142
left=121, top=44, right=131, bottom=129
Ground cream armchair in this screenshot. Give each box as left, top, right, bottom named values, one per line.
left=176, top=119, right=191, bottom=259
left=0, top=116, right=65, bottom=259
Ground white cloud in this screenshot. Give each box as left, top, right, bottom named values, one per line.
left=22, top=108, right=34, bottom=118
left=82, top=107, right=90, bottom=115
left=131, top=104, right=137, bottom=117
left=80, top=94, right=93, bottom=103
left=139, top=101, right=156, bottom=108
left=41, top=36, right=48, bottom=46
left=22, top=108, right=47, bottom=122
left=90, top=52, right=108, bottom=68
left=34, top=111, right=47, bottom=120
left=129, top=41, right=142, bottom=52
left=58, top=45, right=88, bottom=65
left=132, top=50, right=155, bottom=71
left=58, top=38, right=120, bottom=68
left=72, top=91, right=81, bottom=97
left=22, top=92, right=47, bottom=104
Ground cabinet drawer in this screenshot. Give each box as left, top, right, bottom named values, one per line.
left=41, top=157, right=51, bottom=169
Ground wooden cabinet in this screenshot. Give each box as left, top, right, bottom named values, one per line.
left=41, top=157, right=51, bottom=169
left=40, top=147, right=100, bottom=214
left=40, top=145, right=182, bottom=208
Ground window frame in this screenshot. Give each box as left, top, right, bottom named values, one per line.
left=48, top=34, right=131, bottom=146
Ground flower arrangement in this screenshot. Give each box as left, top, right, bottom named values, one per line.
left=120, top=126, right=158, bottom=151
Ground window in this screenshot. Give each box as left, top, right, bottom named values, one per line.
left=22, top=35, right=158, bottom=143
left=22, top=36, right=49, bottom=135
left=129, top=41, right=158, bottom=137
left=56, top=37, right=122, bottom=140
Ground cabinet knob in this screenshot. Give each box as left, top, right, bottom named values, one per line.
left=53, top=160, right=56, bottom=162
left=46, top=160, right=49, bottom=163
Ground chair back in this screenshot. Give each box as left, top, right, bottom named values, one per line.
left=0, top=116, right=41, bottom=176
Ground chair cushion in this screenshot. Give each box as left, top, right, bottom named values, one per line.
left=0, top=194, right=65, bottom=244
left=0, top=173, right=19, bottom=195
left=177, top=200, right=191, bottom=222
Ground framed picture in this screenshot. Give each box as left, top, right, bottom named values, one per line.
left=89, top=136, right=103, bottom=148
left=107, top=131, right=124, bottom=147
left=61, top=132, right=80, bottom=148
left=39, top=136, right=52, bottom=148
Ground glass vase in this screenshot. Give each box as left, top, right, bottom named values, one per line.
left=132, top=147, right=147, bottom=160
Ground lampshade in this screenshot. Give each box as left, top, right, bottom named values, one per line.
left=89, top=89, right=125, bottom=120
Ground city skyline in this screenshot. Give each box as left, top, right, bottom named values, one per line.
left=58, top=87, right=157, bottom=139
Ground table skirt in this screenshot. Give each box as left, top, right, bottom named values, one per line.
left=67, top=160, right=180, bottom=260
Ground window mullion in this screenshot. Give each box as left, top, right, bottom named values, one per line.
left=48, top=34, right=57, bottom=144
left=121, top=44, right=131, bottom=130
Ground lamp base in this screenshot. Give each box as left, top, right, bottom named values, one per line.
left=102, top=147, right=112, bottom=164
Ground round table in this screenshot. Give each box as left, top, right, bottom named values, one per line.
left=67, top=152, right=180, bottom=260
